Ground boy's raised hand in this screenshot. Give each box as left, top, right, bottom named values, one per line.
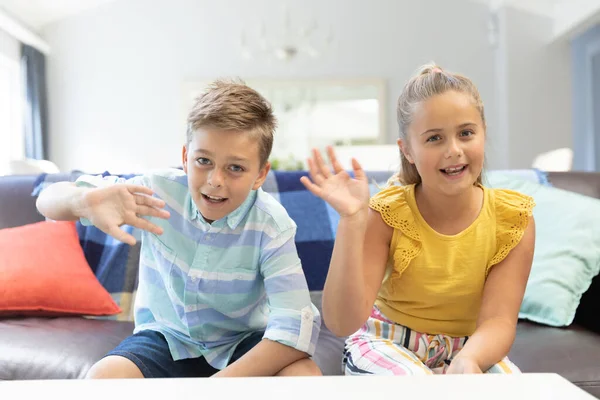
left=80, top=185, right=170, bottom=245
left=300, top=146, right=370, bottom=218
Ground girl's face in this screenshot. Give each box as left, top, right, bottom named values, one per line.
left=399, top=90, right=485, bottom=197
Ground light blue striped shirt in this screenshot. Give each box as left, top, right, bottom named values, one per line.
left=76, top=169, right=320, bottom=369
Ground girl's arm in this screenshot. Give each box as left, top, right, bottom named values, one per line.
left=300, top=146, right=391, bottom=337
left=449, top=216, right=536, bottom=373
left=323, top=208, right=392, bottom=336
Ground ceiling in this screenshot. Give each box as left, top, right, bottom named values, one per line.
left=471, top=0, right=586, bottom=17
left=0, top=0, right=118, bottom=30
left=0, top=0, right=594, bottom=31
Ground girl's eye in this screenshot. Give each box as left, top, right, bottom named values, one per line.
left=426, top=135, right=441, bottom=143
left=229, top=165, right=244, bottom=173
left=196, top=158, right=211, bottom=165
left=461, top=130, right=474, bottom=137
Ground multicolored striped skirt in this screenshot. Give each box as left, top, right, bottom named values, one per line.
left=343, top=306, right=520, bottom=375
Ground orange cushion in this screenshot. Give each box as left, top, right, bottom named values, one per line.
left=0, top=221, right=121, bottom=316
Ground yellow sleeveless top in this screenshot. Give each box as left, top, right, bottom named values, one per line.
left=369, top=184, right=534, bottom=337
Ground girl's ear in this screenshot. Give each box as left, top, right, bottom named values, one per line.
left=398, top=139, right=414, bottom=164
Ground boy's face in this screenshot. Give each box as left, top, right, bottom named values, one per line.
left=182, top=128, right=270, bottom=223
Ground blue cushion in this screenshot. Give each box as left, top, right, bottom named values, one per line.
left=487, top=172, right=600, bottom=326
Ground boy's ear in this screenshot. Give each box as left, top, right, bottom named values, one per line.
left=398, top=138, right=414, bottom=164
left=182, top=145, right=189, bottom=173
left=252, top=162, right=271, bottom=190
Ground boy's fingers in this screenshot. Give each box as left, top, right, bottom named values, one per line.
left=130, top=217, right=164, bottom=235
left=300, top=176, right=324, bottom=198
left=107, top=226, right=137, bottom=246
left=327, top=146, right=344, bottom=174
left=126, top=185, right=154, bottom=197
left=135, top=194, right=166, bottom=209
left=313, top=149, right=332, bottom=178
left=136, top=205, right=170, bottom=219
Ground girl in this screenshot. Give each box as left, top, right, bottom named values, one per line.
left=300, top=63, right=535, bottom=375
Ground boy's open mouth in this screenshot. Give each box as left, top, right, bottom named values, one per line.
left=440, top=165, right=467, bottom=176
left=202, top=194, right=227, bottom=203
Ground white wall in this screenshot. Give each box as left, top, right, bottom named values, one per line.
left=554, top=0, right=600, bottom=41
left=41, top=0, right=498, bottom=173
left=0, top=28, right=23, bottom=172
left=497, top=6, right=572, bottom=169
left=0, top=27, right=19, bottom=61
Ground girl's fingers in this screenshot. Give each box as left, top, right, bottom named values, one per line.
left=300, top=176, right=325, bottom=198
left=313, top=149, right=332, bottom=178
left=307, top=158, right=325, bottom=186
left=351, top=158, right=367, bottom=181
left=327, top=146, right=344, bottom=174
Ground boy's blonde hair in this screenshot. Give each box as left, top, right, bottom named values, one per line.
left=186, top=79, right=277, bottom=167
left=394, top=63, right=486, bottom=186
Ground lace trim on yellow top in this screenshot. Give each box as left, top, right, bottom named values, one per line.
left=369, top=184, right=535, bottom=277
left=487, top=188, right=535, bottom=272
left=369, top=185, right=421, bottom=276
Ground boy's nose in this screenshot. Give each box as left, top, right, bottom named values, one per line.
left=208, top=171, right=224, bottom=187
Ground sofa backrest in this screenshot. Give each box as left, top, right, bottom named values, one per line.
left=0, top=175, right=45, bottom=229
left=547, top=171, right=600, bottom=199
left=0, top=172, right=83, bottom=230
left=3, top=170, right=598, bottom=231
left=2, top=169, right=600, bottom=321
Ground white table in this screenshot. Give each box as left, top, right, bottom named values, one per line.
left=0, top=373, right=595, bottom=400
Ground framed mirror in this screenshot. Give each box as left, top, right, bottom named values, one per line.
left=183, top=78, right=386, bottom=169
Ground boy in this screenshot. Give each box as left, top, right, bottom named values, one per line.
left=36, top=80, right=322, bottom=378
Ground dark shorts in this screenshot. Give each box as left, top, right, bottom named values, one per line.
left=106, top=330, right=264, bottom=378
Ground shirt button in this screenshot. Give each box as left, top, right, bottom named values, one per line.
left=205, top=235, right=212, bottom=241
left=191, top=276, right=198, bottom=282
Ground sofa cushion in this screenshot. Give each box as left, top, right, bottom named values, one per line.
left=32, top=171, right=141, bottom=321
left=0, top=317, right=134, bottom=379
left=486, top=173, right=600, bottom=327
left=509, top=321, right=600, bottom=398
left=0, top=221, right=121, bottom=317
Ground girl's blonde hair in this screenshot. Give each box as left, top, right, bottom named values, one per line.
left=391, top=63, right=486, bottom=186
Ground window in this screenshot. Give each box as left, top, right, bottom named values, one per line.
left=0, top=52, right=23, bottom=175
left=572, top=24, right=600, bottom=172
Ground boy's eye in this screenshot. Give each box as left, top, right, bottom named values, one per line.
left=426, top=135, right=441, bottom=143
left=229, top=165, right=244, bottom=173
left=196, top=157, right=211, bottom=165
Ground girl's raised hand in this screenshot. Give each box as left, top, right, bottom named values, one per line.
left=300, top=146, right=370, bottom=218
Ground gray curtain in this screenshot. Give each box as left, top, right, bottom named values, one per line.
left=21, top=44, right=48, bottom=160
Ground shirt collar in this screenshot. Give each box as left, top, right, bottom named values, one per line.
left=186, top=189, right=258, bottom=230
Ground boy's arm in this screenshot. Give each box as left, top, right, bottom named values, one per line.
left=214, top=227, right=320, bottom=377
left=36, top=181, right=93, bottom=221
left=36, top=174, right=169, bottom=245
left=212, top=338, right=308, bottom=377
